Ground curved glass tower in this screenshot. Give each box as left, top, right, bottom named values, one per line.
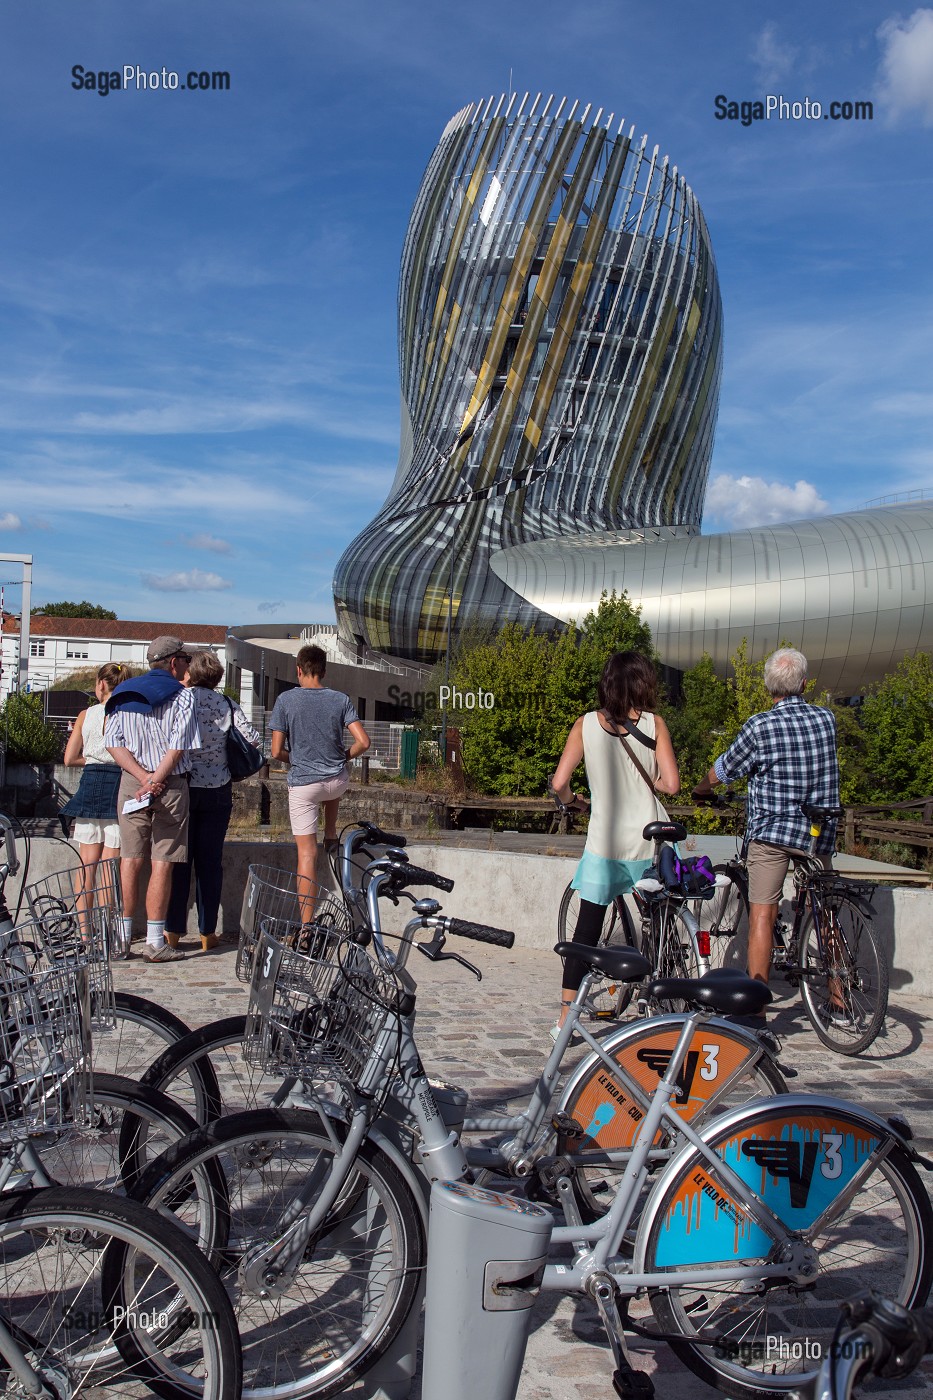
left=334, top=94, right=723, bottom=662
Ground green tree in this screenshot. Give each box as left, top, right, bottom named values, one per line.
left=451, top=591, right=657, bottom=795
left=664, top=652, right=734, bottom=791
left=1, top=693, right=62, bottom=763
left=32, top=601, right=117, bottom=619
left=858, top=652, right=933, bottom=802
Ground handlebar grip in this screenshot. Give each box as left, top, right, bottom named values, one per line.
left=360, top=822, right=407, bottom=849
left=446, top=918, right=515, bottom=949
left=389, top=863, right=455, bottom=894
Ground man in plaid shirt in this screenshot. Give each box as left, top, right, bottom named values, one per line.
left=693, top=648, right=839, bottom=1000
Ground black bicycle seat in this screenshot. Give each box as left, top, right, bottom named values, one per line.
left=642, top=820, right=687, bottom=843
left=554, top=941, right=652, bottom=982
left=646, top=968, right=772, bottom=1016
left=800, top=802, right=845, bottom=823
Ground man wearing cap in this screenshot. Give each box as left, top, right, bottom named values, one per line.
left=105, top=636, right=202, bottom=962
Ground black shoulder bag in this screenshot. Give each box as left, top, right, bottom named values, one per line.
left=225, top=699, right=265, bottom=781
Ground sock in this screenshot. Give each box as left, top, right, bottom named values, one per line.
left=122, top=916, right=134, bottom=944
left=147, top=920, right=166, bottom=951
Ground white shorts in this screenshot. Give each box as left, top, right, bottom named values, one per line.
left=287, top=776, right=349, bottom=837
left=72, top=819, right=122, bottom=849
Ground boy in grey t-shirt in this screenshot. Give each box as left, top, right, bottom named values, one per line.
left=270, top=645, right=370, bottom=919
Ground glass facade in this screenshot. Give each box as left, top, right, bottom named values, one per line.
left=333, top=95, right=723, bottom=662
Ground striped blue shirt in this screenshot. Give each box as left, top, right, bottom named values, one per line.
left=105, top=687, right=201, bottom=775
left=714, top=695, right=839, bottom=854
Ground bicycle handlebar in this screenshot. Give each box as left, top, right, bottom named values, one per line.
left=355, top=820, right=407, bottom=850
left=806, top=1295, right=933, bottom=1398
left=387, top=864, right=455, bottom=894
left=445, top=917, right=515, bottom=949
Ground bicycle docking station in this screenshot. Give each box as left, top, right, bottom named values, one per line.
left=421, top=1178, right=553, bottom=1400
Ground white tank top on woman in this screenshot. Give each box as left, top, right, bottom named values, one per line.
left=80, top=704, right=113, bottom=765
left=582, top=710, right=662, bottom=864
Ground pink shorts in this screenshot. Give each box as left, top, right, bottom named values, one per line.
left=287, top=775, right=349, bottom=836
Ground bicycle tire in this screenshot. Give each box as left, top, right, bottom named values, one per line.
left=560, top=1017, right=788, bottom=1217
left=130, top=1106, right=426, bottom=1400
left=695, top=863, right=749, bottom=971
left=139, top=1014, right=279, bottom=1124
left=557, top=883, right=637, bottom=1018
left=36, top=1071, right=200, bottom=1194
left=642, top=904, right=700, bottom=1012
left=0, top=1184, right=242, bottom=1400
left=644, top=1102, right=933, bottom=1398
left=798, top=897, right=889, bottom=1055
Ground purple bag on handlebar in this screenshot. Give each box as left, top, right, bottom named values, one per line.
left=656, top=846, right=716, bottom=895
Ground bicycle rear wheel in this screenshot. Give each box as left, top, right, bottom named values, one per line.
left=694, top=864, right=749, bottom=971
left=642, top=904, right=700, bottom=1012
left=645, top=1104, right=933, bottom=1399
left=557, top=884, right=637, bottom=1018
left=798, top=897, right=888, bottom=1054
left=130, top=1107, right=425, bottom=1399
left=0, top=1185, right=242, bottom=1400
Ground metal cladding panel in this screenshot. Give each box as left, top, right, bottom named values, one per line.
left=334, top=96, right=723, bottom=661
left=489, top=504, right=933, bottom=692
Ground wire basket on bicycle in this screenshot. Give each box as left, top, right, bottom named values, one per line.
left=0, top=933, right=92, bottom=1142
left=243, top=925, right=401, bottom=1095
left=237, top=863, right=351, bottom=983
left=22, top=857, right=122, bottom=1030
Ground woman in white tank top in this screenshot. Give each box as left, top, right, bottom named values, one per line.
left=549, top=652, right=680, bottom=1035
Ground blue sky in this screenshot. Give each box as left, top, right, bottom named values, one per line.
left=1, top=0, right=931, bottom=626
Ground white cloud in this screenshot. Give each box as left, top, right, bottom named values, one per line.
left=143, top=569, right=233, bottom=593
left=185, top=532, right=232, bottom=555
left=876, top=8, right=933, bottom=125
left=751, top=22, right=797, bottom=87
left=257, top=600, right=284, bottom=614
left=704, top=475, right=830, bottom=529
left=0, top=513, right=22, bottom=530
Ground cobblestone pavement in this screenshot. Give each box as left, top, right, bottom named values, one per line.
left=114, top=938, right=933, bottom=1399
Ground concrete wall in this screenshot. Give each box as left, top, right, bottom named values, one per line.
left=8, top=837, right=932, bottom=1000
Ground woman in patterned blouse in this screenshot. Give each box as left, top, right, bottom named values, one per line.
left=164, top=651, right=262, bottom=952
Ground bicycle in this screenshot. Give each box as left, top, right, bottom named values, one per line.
left=127, top=880, right=932, bottom=1400
left=694, top=794, right=889, bottom=1054
left=0, top=914, right=242, bottom=1398
left=139, top=826, right=789, bottom=1139
left=556, top=809, right=729, bottom=1015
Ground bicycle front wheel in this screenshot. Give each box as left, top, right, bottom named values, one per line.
left=131, top=1107, right=426, bottom=1399
left=0, top=1184, right=242, bottom=1400
left=798, top=897, right=888, bottom=1054
left=139, top=1015, right=280, bottom=1125
left=644, top=1103, right=933, bottom=1399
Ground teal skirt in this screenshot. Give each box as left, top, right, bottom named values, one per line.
left=570, top=850, right=652, bottom=906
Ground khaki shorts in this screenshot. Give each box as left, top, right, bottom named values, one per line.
left=746, top=841, right=830, bottom=905
left=118, top=773, right=190, bottom=863
left=287, top=775, right=349, bottom=837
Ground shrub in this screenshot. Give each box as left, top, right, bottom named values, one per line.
left=1, top=693, right=63, bottom=763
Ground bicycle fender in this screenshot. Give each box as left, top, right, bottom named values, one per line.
left=296, top=1097, right=431, bottom=1229
left=632, top=1092, right=910, bottom=1272
left=557, top=1015, right=785, bottom=1150
left=842, top=887, right=877, bottom=918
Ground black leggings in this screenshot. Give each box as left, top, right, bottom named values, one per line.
left=562, top=898, right=609, bottom=992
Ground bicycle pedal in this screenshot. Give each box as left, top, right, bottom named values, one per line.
left=612, top=1367, right=654, bottom=1398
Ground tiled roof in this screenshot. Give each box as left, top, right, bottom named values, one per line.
left=10, top=617, right=228, bottom=643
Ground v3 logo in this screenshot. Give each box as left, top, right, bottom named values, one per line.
left=636, top=1043, right=720, bottom=1104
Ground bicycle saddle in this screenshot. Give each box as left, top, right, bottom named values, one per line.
left=553, top=941, right=652, bottom=982
left=800, top=802, right=845, bottom=822
left=646, top=968, right=772, bottom=1016
left=642, top=820, right=687, bottom=843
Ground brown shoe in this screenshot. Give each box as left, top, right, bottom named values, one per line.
left=143, top=943, right=187, bottom=963
left=164, top=932, right=182, bottom=949
left=200, top=934, right=222, bottom=952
